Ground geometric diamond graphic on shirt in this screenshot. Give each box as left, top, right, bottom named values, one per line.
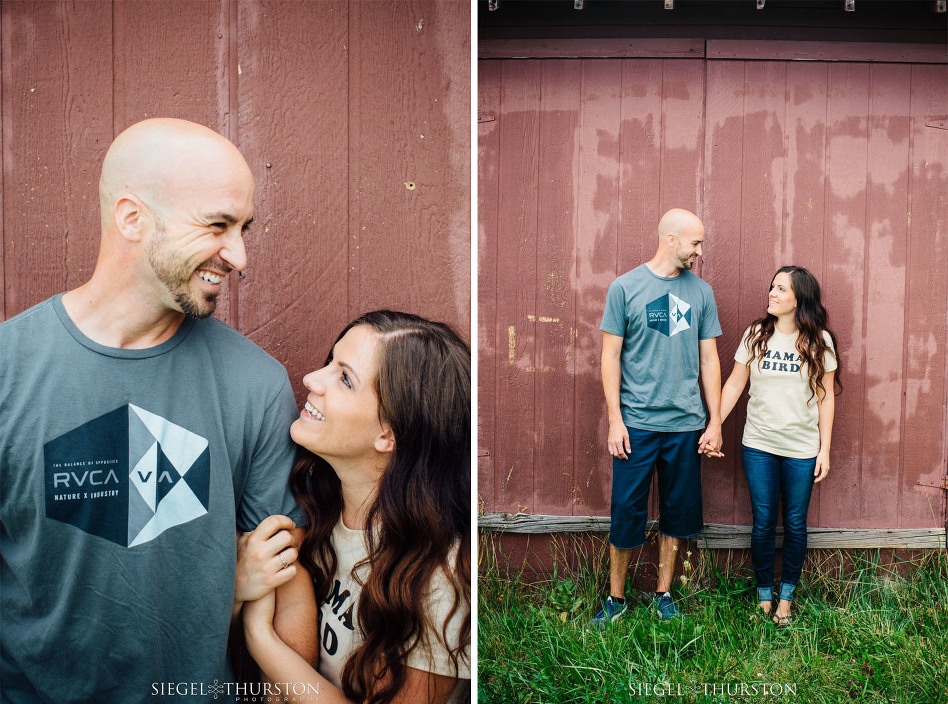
left=646, top=292, right=692, bottom=338
left=44, top=403, right=210, bottom=548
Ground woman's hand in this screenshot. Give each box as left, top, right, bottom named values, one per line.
left=814, top=449, right=830, bottom=483
left=235, top=515, right=299, bottom=606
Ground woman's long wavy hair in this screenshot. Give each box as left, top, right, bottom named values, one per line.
left=289, top=310, right=471, bottom=704
left=745, top=266, right=842, bottom=402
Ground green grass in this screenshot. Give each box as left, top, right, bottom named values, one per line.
left=477, top=539, right=948, bottom=704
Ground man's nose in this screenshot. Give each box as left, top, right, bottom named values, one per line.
left=220, top=228, right=247, bottom=272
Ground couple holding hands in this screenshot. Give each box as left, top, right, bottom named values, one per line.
left=596, top=208, right=840, bottom=628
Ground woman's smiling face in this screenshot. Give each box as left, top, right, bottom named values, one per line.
left=767, top=271, right=797, bottom=318
left=290, top=324, right=392, bottom=463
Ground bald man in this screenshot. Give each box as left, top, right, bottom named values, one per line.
left=592, top=208, right=723, bottom=627
left=0, top=119, right=306, bottom=702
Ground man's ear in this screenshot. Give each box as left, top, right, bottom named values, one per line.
left=114, top=195, right=151, bottom=243
left=374, top=426, right=395, bottom=454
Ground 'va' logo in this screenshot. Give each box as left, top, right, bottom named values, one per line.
left=646, top=293, right=692, bottom=337
left=44, top=404, right=210, bottom=547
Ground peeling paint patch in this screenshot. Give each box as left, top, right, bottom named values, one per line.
left=526, top=315, right=560, bottom=323
left=508, top=326, right=516, bottom=364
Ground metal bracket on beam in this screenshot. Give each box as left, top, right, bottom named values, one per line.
left=937, top=1, right=947, bottom=12
left=927, top=120, right=948, bottom=130
left=665, top=0, right=674, bottom=8
left=845, top=0, right=855, bottom=10
left=574, top=0, right=584, bottom=8
left=757, top=0, right=765, bottom=8
left=915, top=476, right=948, bottom=491
left=488, top=0, right=499, bottom=11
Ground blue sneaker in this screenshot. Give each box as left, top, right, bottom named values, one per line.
left=590, top=596, right=627, bottom=629
left=652, top=593, right=683, bottom=621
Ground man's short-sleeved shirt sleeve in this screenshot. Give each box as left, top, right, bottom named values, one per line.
left=601, top=265, right=721, bottom=431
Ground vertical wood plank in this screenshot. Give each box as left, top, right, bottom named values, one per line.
left=703, top=60, right=747, bottom=526
left=1, top=1, right=111, bottom=318
left=534, top=59, right=580, bottom=515
left=861, top=63, right=911, bottom=529
left=113, top=0, right=224, bottom=128
left=236, top=0, right=350, bottom=389
left=903, top=62, right=948, bottom=528
left=617, top=59, right=663, bottom=275
left=659, top=59, right=705, bottom=214
left=784, top=62, right=828, bottom=276
left=347, top=0, right=470, bottom=332
left=818, top=63, right=870, bottom=528
left=477, top=59, right=502, bottom=512
left=573, top=59, right=623, bottom=517
left=493, top=60, right=540, bottom=513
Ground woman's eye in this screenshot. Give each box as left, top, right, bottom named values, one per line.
left=341, top=372, right=352, bottom=389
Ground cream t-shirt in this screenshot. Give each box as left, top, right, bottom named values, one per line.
left=734, top=326, right=837, bottom=459
left=316, top=518, right=471, bottom=702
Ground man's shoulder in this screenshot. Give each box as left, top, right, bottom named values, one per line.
left=680, top=270, right=716, bottom=296
left=0, top=296, right=58, bottom=331
left=613, top=264, right=648, bottom=284
left=190, top=317, right=289, bottom=381
left=608, top=265, right=650, bottom=294
left=681, top=270, right=713, bottom=294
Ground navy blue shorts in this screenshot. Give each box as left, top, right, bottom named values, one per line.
left=610, top=426, right=704, bottom=550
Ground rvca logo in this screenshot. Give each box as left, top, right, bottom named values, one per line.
left=646, top=293, right=692, bottom=337
left=44, top=404, right=210, bottom=547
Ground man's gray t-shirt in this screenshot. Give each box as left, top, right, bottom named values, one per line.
left=600, top=265, right=722, bottom=432
left=0, top=295, right=303, bottom=703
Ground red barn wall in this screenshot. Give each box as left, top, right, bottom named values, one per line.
left=1, top=0, right=471, bottom=397
left=478, top=45, right=947, bottom=532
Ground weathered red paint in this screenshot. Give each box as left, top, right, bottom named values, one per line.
left=1, top=1, right=471, bottom=403
left=479, top=51, right=948, bottom=531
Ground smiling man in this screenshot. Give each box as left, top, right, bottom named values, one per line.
left=592, top=208, right=723, bottom=627
left=0, top=119, right=305, bottom=703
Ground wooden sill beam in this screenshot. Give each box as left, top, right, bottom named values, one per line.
left=478, top=513, right=947, bottom=549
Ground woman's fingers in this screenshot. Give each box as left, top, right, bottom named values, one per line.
left=236, top=516, right=301, bottom=602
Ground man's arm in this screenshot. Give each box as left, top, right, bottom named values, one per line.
left=601, top=331, right=630, bottom=460
left=697, top=337, right=723, bottom=456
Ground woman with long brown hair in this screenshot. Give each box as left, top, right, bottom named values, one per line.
left=234, top=310, right=470, bottom=703
left=718, top=266, right=841, bottom=625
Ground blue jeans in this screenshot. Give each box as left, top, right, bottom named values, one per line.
left=742, top=445, right=816, bottom=602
